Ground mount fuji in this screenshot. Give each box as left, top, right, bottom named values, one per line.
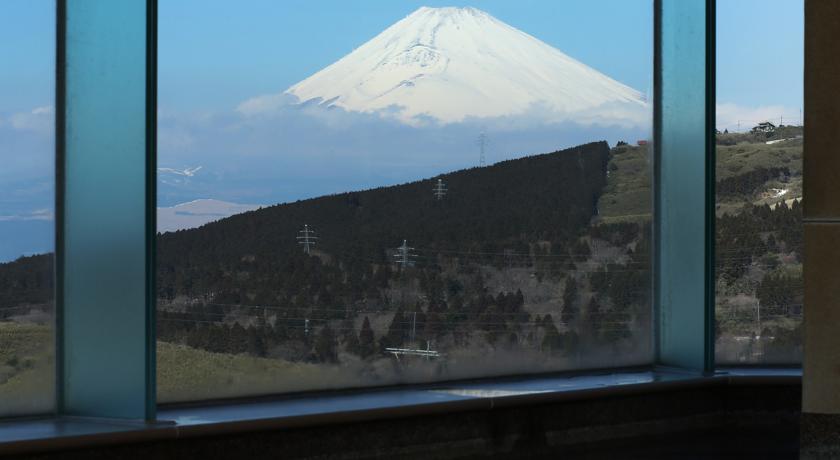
left=241, top=6, right=647, bottom=125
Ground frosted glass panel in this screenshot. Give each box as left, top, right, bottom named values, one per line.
left=61, top=0, right=153, bottom=419
left=656, top=0, right=713, bottom=370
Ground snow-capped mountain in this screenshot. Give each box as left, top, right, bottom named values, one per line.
left=277, top=6, right=645, bottom=124
left=157, top=199, right=262, bottom=233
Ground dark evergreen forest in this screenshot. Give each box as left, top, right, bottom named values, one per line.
left=0, top=139, right=803, bottom=365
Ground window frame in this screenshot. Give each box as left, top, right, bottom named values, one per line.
left=15, top=0, right=797, bottom=426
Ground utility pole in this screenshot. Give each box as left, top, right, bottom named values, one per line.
left=433, top=178, right=447, bottom=201
left=411, top=311, right=417, bottom=343
left=504, top=249, right=515, bottom=269
left=297, top=224, right=318, bottom=254
left=477, top=132, right=488, bottom=167
left=394, top=239, right=416, bottom=269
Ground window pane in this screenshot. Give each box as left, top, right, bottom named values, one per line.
left=0, top=0, right=55, bottom=415
left=715, top=0, right=803, bottom=364
left=157, top=1, right=653, bottom=402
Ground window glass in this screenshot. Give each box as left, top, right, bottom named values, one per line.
left=157, top=0, right=654, bottom=402
left=0, top=0, right=56, bottom=415
left=715, top=0, right=803, bottom=364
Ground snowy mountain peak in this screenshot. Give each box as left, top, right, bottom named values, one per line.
left=409, top=6, right=490, bottom=22
left=281, top=6, right=646, bottom=125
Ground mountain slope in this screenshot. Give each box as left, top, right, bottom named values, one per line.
left=156, top=142, right=611, bottom=299
left=278, top=7, right=645, bottom=124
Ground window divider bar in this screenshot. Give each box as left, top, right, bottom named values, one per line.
left=703, top=0, right=717, bottom=374
left=56, top=0, right=157, bottom=421
left=54, top=0, right=67, bottom=417
left=653, top=0, right=716, bottom=373
left=144, top=0, right=159, bottom=421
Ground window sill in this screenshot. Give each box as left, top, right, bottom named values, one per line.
left=0, top=367, right=801, bottom=456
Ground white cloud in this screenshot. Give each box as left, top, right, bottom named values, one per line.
left=236, top=93, right=296, bottom=116
left=158, top=166, right=202, bottom=177
left=716, top=103, right=801, bottom=132
left=0, top=209, right=54, bottom=222
left=158, top=124, right=196, bottom=151
left=9, top=106, right=54, bottom=134
left=158, top=166, right=204, bottom=187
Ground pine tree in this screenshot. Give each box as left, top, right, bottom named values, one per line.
left=561, top=277, right=578, bottom=324
left=381, top=308, right=406, bottom=349
left=229, top=323, right=249, bottom=354
left=314, top=324, right=338, bottom=363
left=583, top=297, right=604, bottom=343
left=246, top=325, right=266, bottom=357
left=541, top=314, right=563, bottom=352
left=344, top=329, right=361, bottom=356
left=358, top=316, right=376, bottom=359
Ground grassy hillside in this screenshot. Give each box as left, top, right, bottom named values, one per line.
left=715, top=128, right=803, bottom=363
left=594, top=133, right=803, bottom=363
left=715, top=137, right=802, bottom=215
left=597, top=143, right=651, bottom=223
left=597, top=132, right=803, bottom=221
left=157, top=341, right=360, bottom=403
left=0, top=322, right=53, bottom=415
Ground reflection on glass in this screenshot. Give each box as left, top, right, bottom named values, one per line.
left=714, top=0, right=803, bottom=364
left=0, top=0, right=55, bottom=415
left=156, top=2, right=653, bottom=402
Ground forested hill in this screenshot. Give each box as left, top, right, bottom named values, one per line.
left=0, top=141, right=610, bottom=308
left=156, top=141, right=610, bottom=299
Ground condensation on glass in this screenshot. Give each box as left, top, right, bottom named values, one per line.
left=156, top=1, right=655, bottom=402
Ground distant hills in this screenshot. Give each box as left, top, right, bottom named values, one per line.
left=158, top=199, right=263, bottom=233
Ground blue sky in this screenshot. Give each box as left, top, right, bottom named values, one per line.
left=716, top=0, right=804, bottom=129
left=717, top=0, right=803, bottom=109
left=2, top=0, right=804, bottom=115
left=0, top=0, right=54, bottom=113
left=0, top=0, right=804, bottom=261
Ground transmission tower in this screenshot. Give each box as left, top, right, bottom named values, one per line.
left=297, top=224, right=318, bottom=254
left=476, top=132, right=488, bottom=167
left=393, top=239, right=416, bottom=269
left=433, top=178, right=447, bottom=200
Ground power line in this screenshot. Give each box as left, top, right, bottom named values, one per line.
left=476, top=131, right=488, bottom=167
left=433, top=178, right=447, bottom=201
left=297, top=224, right=318, bottom=255
left=393, top=239, right=416, bottom=269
